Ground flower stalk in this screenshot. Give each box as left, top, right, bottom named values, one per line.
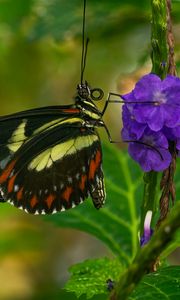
left=141, top=0, right=169, bottom=235
left=140, top=172, right=158, bottom=235
left=151, top=0, right=168, bottom=78
left=110, top=1, right=178, bottom=299
left=157, top=0, right=177, bottom=227
left=110, top=201, right=180, bottom=300
left=166, top=0, right=176, bottom=76
left=157, top=0, right=177, bottom=226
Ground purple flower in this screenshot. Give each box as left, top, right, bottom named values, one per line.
left=121, top=73, right=180, bottom=172
left=122, top=105, right=146, bottom=140
left=163, top=126, right=180, bottom=141
left=122, top=74, right=180, bottom=131
left=126, top=128, right=172, bottom=172
left=165, top=128, right=180, bottom=151
left=177, top=140, right=180, bottom=151
left=140, top=211, right=153, bottom=247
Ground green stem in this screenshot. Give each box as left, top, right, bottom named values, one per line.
left=110, top=201, right=180, bottom=300
left=151, top=0, right=168, bottom=77
left=140, top=0, right=168, bottom=235
left=140, top=172, right=158, bottom=234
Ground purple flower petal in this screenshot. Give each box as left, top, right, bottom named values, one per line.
left=164, top=87, right=180, bottom=105
left=140, top=211, right=153, bottom=247
left=121, top=91, right=136, bottom=102
left=162, top=75, right=180, bottom=90
left=121, top=74, right=180, bottom=170
left=163, top=126, right=180, bottom=140
left=127, top=129, right=171, bottom=172
left=133, top=74, right=161, bottom=102
left=140, top=228, right=153, bottom=246
left=164, top=105, right=180, bottom=128
left=177, top=139, right=180, bottom=150
left=121, top=73, right=180, bottom=131
left=128, top=143, right=171, bottom=172
left=134, top=105, right=165, bottom=131
left=122, top=105, right=146, bottom=139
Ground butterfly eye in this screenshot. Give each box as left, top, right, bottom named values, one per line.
left=77, top=83, right=91, bottom=99
left=90, top=88, right=104, bottom=101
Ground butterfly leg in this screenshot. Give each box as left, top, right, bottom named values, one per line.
left=101, top=92, right=124, bottom=116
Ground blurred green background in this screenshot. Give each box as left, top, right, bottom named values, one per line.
left=0, top=0, right=179, bottom=299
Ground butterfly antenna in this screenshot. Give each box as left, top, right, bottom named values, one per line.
left=81, top=0, right=89, bottom=84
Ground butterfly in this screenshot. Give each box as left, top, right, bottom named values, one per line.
left=0, top=82, right=107, bottom=214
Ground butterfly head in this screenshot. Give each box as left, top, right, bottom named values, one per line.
left=76, top=81, right=104, bottom=121
left=77, top=81, right=104, bottom=102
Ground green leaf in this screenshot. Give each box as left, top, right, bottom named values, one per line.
left=110, top=200, right=180, bottom=299
left=0, top=0, right=33, bottom=29
left=44, top=143, right=143, bottom=265
left=130, top=266, right=180, bottom=299
left=161, top=231, right=180, bottom=260
left=30, top=0, right=150, bottom=41
left=44, top=142, right=180, bottom=264
left=65, top=257, right=123, bottom=299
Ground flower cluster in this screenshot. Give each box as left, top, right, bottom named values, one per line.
left=121, top=74, right=180, bottom=172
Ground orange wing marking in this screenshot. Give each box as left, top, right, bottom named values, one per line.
left=79, top=174, right=87, bottom=191
left=45, top=194, right=55, bottom=209
left=17, top=187, right=24, bottom=201
left=89, top=150, right=101, bottom=180
left=62, top=108, right=80, bottom=113
left=7, top=174, right=17, bottom=193
left=30, top=195, right=38, bottom=208
left=0, top=159, right=17, bottom=184
left=62, top=187, right=73, bottom=202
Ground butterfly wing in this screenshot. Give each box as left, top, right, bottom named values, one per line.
left=0, top=105, right=80, bottom=172
left=0, top=106, right=80, bottom=201
left=0, top=109, right=105, bottom=214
